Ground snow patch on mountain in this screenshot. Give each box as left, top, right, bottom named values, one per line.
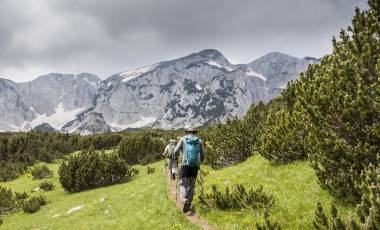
left=83, top=78, right=98, bottom=87
left=246, top=68, right=266, bottom=81
left=195, top=83, right=202, bottom=90
left=110, top=116, right=156, bottom=130
left=206, top=60, right=233, bottom=71
left=30, top=103, right=84, bottom=129
left=120, top=64, right=159, bottom=82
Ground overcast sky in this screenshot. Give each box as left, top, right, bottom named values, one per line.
left=0, top=0, right=367, bottom=82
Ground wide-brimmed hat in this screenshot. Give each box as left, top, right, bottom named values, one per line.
left=185, top=127, right=198, bottom=133
left=169, top=139, right=176, bottom=143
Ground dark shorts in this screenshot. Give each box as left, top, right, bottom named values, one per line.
left=180, top=165, right=199, bottom=178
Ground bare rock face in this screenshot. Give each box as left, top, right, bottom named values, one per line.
left=0, top=73, right=101, bottom=131
left=0, top=49, right=314, bottom=134
left=0, top=78, right=33, bottom=131
left=62, top=49, right=312, bottom=134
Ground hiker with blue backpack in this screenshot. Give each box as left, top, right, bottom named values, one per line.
left=173, top=127, right=205, bottom=213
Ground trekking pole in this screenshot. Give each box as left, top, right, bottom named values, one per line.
left=164, top=160, right=166, bottom=176
left=175, top=163, right=179, bottom=202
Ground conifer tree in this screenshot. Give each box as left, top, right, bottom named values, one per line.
left=258, top=102, right=308, bottom=163
left=200, top=117, right=254, bottom=167
left=312, top=157, right=380, bottom=229
left=294, top=0, right=380, bottom=200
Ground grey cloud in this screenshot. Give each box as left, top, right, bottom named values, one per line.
left=0, top=0, right=367, bottom=82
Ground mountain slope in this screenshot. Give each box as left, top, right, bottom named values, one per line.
left=0, top=49, right=313, bottom=133
left=0, top=73, right=101, bottom=131
left=63, top=49, right=312, bottom=133
left=240, top=52, right=313, bottom=97
left=0, top=78, right=33, bottom=131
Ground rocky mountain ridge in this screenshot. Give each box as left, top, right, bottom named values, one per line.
left=0, top=49, right=315, bottom=133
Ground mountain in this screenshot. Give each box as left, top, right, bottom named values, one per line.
left=0, top=49, right=313, bottom=133
left=0, top=73, right=101, bottom=131
left=0, top=78, right=33, bottom=131
left=62, top=49, right=313, bottom=133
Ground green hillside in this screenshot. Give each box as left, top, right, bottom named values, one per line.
left=1, top=152, right=357, bottom=229
left=0, top=160, right=200, bottom=230
left=194, top=155, right=355, bottom=229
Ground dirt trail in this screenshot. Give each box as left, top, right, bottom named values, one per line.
left=165, top=169, right=217, bottom=230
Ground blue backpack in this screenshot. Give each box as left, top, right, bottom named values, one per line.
left=183, top=136, right=201, bottom=167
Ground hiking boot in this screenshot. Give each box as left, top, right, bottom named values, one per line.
left=183, top=201, right=191, bottom=213
left=172, top=173, right=176, bottom=180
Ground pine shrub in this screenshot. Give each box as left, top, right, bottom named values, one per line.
left=199, top=117, right=254, bottom=167
left=118, top=135, right=164, bottom=165
left=147, top=166, right=155, bottom=174
left=31, top=165, right=53, bottom=180
left=0, top=187, right=18, bottom=215
left=312, top=157, right=380, bottom=229
left=291, top=0, right=380, bottom=200
left=0, top=161, right=26, bottom=182
left=22, top=195, right=47, bottom=214
left=256, top=210, right=282, bottom=230
left=39, top=181, right=55, bottom=191
left=130, top=168, right=140, bottom=176
left=258, top=103, right=308, bottom=163
left=59, top=148, right=133, bottom=192
left=14, top=191, right=29, bottom=200
left=198, top=183, right=274, bottom=211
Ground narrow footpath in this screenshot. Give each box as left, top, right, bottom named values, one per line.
left=165, top=168, right=216, bottom=230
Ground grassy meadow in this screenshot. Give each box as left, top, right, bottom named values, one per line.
left=0, top=159, right=200, bottom=230
left=0, top=151, right=357, bottom=230
left=194, top=155, right=355, bottom=229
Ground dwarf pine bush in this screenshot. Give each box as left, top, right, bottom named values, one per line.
left=59, top=148, right=133, bottom=192
left=22, top=195, right=47, bottom=214
left=14, top=191, right=29, bottom=200
left=39, top=181, right=54, bottom=191
left=31, top=165, right=53, bottom=180
left=313, top=158, right=380, bottom=229
left=118, top=134, right=164, bottom=165
left=147, top=166, right=155, bottom=174
left=0, top=187, right=18, bottom=215
left=198, top=183, right=274, bottom=211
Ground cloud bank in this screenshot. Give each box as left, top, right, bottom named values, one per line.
left=0, top=0, right=367, bottom=82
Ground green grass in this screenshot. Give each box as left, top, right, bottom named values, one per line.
left=0, top=152, right=357, bottom=229
left=194, top=155, right=355, bottom=229
left=0, top=160, right=200, bottom=230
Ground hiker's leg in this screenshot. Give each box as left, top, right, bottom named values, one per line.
left=187, top=177, right=197, bottom=203
left=179, top=177, right=189, bottom=203
left=168, top=159, right=173, bottom=176
left=186, top=166, right=199, bottom=203
left=179, top=166, right=191, bottom=203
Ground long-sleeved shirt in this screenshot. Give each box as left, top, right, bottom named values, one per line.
left=173, top=134, right=205, bottom=167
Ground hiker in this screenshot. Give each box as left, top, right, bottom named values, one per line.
left=162, top=139, right=178, bottom=180
left=173, top=127, right=205, bottom=213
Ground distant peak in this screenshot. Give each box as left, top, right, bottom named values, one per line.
left=248, top=52, right=302, bottom=65
left=162, top=48, right=230, bottom=67
left=35, top=72, right=100, bottom=82
left=197, top=49, right=223, bottom=57
left=263, top=52, right=296, bottom=58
